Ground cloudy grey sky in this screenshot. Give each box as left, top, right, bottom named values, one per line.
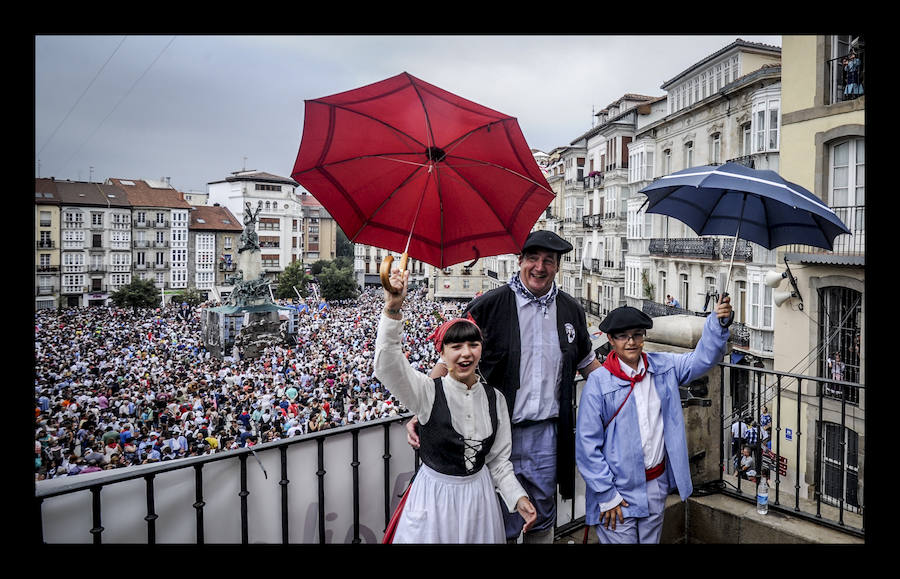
left=35, top=34, right=782, bottom=193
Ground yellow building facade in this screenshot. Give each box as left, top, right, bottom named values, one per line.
left=769, top=34, right=864, bottom=510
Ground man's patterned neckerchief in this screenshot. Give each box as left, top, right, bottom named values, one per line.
left=509, top=273, right=558, bottom=318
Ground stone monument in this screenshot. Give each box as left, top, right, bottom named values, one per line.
left=201, top=200, right=287, bottom=359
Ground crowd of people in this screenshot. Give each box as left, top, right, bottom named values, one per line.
left=34, top=286, right=462, bottom=481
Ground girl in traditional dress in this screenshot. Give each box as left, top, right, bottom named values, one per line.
left=375, top=267, right=536, bottom=543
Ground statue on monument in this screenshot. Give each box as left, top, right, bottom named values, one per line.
left=225, top=199, right=270, bottom=307
left=239, top=200, right=263, bottom=253
left=202, top=197, right=286, bottom=359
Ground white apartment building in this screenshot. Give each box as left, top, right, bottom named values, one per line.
left=207, top=171, right=305, bottom=280
left=170, top=207, right=189, bottom=292
left=575, top=94, right=659, bottom=324
left=547, top=145, right=586, bottom=310
left=53, top=180, right=133, bottom=307
left=625, top=39, right=783, bottom=366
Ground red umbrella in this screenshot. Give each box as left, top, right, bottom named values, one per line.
left=291, top=72, right=554, bottom=291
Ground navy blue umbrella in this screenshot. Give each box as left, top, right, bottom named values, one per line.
left=639, top=162, right=851, bottom=324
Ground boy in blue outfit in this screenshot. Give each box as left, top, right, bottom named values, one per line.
left=576, top=297, right=732, bottom=544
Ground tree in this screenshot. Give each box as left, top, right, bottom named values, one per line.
left=317, top=260, right=357, bottom=301
left=276, top=260, right=313, bottom=300
left=310, top=259, right=329, bottom=276
left=110, top=278, right=161, bottom=311
left=334, top=255, right=353, bottom=270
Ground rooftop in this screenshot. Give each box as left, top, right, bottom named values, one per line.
left=189, top=204, right=242, bottom=231
left=47, top=179, right=131, bottom=207
left=660, top=38, right=781, bottom=89
left=107, top=178, right=192, bottom=209
left=208, top=170, right=298, bottom=186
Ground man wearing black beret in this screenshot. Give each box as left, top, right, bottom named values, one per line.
left=576, top=297, right=732, bottom=543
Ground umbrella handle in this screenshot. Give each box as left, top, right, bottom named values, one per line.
left=718, top=292, right=735, bottom=328
left=380, top=252, right=409, bottom=294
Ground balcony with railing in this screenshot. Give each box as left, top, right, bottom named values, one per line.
left=581, top=214, right=602, bottom=230
left=725, top=154, right=779, bottom=172
left=583, top=172, right=603, bottom=189
left=717, top=361, right=865, bottom=536
left=825, top=49, right=865, bottom=106
left=784, top=205, right=864, bottom=265
left=649, top=238, right=753, bottom=262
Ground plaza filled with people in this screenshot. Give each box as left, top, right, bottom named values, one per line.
left=34, top=286, right=462, bottom=481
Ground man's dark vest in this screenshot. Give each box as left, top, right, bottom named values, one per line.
left=418, top=378, right=499, bottom=476
left=464, top=284, right=592, bottom=500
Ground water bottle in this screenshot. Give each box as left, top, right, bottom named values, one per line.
left=756, top=477, right=769, bottom=515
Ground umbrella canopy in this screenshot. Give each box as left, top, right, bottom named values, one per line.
left=291, top=72, right=554, bottom=269
left=639, top=162, right=851, bottom=251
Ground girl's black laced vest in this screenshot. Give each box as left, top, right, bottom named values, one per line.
left=417, top=378, right=498, bottom=476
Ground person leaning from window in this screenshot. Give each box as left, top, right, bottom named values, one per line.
left=576, top=296, right=732, bottom=544
left=842, top=49, right=863, bottom=99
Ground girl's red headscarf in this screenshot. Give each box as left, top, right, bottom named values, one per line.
left=427, top=313, right=482, bottom=352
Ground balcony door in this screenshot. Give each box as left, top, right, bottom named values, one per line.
left=829, top=138, right=864, bottom=254
left=821, top=422, right=860, bottom=512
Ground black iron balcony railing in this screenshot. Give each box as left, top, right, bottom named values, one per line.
left=825, top=50, right=865, bottom=106
left=36, top=365, right=865, bottom=543
left=581, top=214, right=602, bottom=229
left=584, top=173, right=603, bottom=189
left=649, top=238, right=753, bottom=262
left=717, top=362, right=864, bottom=536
